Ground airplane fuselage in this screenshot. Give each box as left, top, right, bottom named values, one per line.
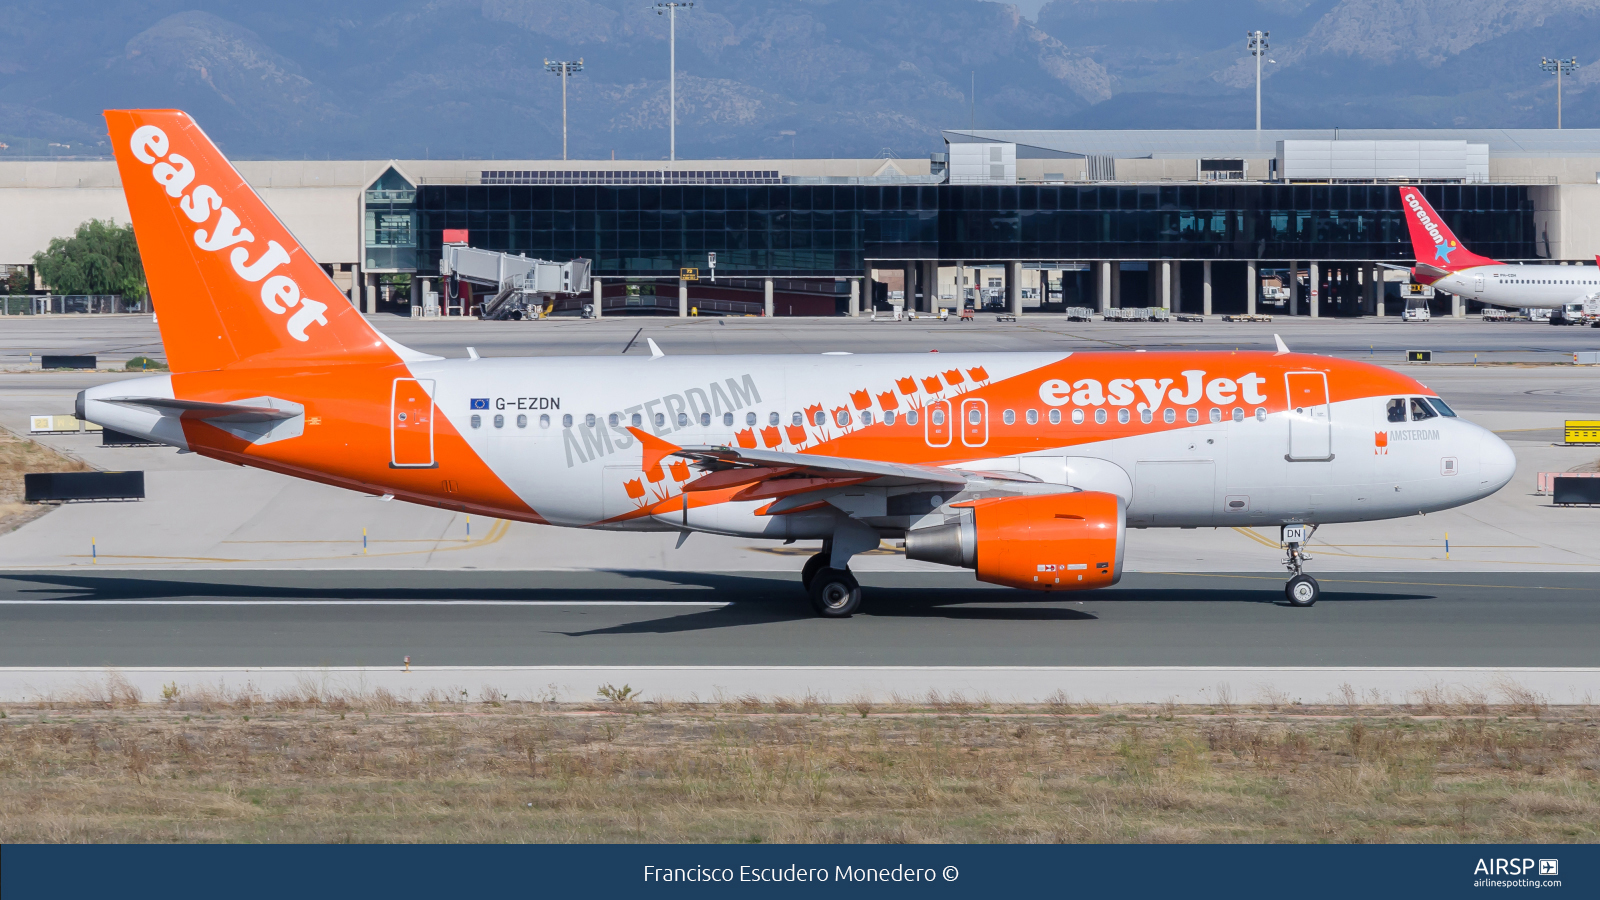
left=83, top=349, right=1516, bottom=539
left=1423, top=264, right=1600, bottom=310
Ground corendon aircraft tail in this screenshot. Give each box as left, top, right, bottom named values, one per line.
left=81, top=110, right=1518, bottom=616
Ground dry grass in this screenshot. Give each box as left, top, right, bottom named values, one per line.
left=1, top=683, right=1597, bottom=844
left=0, top=427, right=90, bottom=534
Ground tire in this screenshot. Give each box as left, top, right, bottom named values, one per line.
left=1285, top=574, right=1320, bottom=607
left=800, top=552, right=829, bottom=591
left=809, top=568, right=862, bottom=618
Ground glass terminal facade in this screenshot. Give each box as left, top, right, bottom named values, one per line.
left=412, top=182, right=1536, bottom=278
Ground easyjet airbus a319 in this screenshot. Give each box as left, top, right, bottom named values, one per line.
left=80, top=110, right=1516, bottom=615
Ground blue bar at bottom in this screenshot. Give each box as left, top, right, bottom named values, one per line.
left=1, top=843, right=1593, bottom=899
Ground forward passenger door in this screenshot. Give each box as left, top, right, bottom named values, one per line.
left=1285, top=372, right=1332, bottom=461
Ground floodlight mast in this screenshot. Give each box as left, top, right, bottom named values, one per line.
left=544, top=58, right=584, bottom=160
left=655, top=2, right=694, bottom=162
left=1248, top=31, right=1269, bottom=131
left=1540, top=57, right=1580, bottom=129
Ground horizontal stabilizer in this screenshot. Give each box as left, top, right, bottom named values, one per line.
left=104, top=396, right=299, bottom=423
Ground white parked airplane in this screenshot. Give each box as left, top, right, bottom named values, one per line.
left=78, top=110, right=1517, bottom=616
left=1398, top=186, right=1600, bottom=316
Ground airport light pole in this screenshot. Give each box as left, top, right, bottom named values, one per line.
left=1248, top=31, right=1269, bottom=130
left=1540, top=57, right=1580, bottom=129
left=655, top=2, right=693, bottom=162
left=544, top=58, right=583, bottom=160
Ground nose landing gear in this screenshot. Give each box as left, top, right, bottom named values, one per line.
left=1281, top=524, right=1320, bottom=607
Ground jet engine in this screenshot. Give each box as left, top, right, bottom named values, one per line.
left=903, top=491, right=1125, bottom=591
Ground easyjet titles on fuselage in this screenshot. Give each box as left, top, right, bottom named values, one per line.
left=1038, top=370, right=1268, bottom=410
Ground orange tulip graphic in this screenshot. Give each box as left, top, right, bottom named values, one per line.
left=968, top=366, right=989, bottom=383
left=942, top=368, right=965, bottom=387
left=760, top=425, right=782, bottom=448
left=804, top=403, right=824, bottom=426
left=624, top=478, right=646, bottom=500
left=877, top=391, right=899, bottom=411
left=736, top=428, right=758, bottom=448
left=785, top=423, right=808, bottom=445
left=644, top=462, right=666, bottom=483
left=921, top=375, right=942, bottom=394
left=850, top=389, right=871, bottom=410
left=669, top=459, right=691, bottom=481
left=896, top=376, right=917, bottom=395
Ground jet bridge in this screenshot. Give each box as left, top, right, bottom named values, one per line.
left=439, top=244, right=592, bottom=320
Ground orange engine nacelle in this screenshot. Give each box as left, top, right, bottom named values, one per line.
left=903, top=491, right=1125, bottom=591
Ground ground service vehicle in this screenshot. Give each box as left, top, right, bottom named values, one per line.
left=79, top=111, right=1519, bottom=616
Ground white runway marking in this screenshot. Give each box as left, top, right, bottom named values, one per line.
left=3, top=666, right=1596, bottom=705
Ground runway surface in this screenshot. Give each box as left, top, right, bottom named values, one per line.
left=2, top=569, right=1596, bottom=669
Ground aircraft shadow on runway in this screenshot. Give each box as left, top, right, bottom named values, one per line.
left=0, top=572, right=1433, bottom=639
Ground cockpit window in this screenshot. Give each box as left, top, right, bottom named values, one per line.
left=1422, top=397, right=1457, bottom=418
left=1386, top=398, right=1408, bottom=423
left=1408, top=397, right=1438, bottom=421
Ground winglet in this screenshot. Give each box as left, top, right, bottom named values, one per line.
left=1273, top=333, right=1290, bottom=355
left=627, top=426, right=681, bottom=473
left=647, top=338, right=665, bottom=359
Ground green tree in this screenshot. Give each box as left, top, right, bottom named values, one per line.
left=32, top=219, right=146, bottom=299
left=5, top=267, right=28, bottom=295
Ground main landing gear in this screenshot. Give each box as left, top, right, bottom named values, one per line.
left=1281, top=524, right=1320, bottom=607
left=802, top=543, right=863, bottom=617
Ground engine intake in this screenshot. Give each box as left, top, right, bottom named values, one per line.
left=904, top=491, right=1125, bottom=591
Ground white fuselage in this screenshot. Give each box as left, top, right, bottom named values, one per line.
left=1431, top=265, right=1600, bottom=309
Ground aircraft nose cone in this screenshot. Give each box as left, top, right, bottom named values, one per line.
left=1478, top=428, right=1517, bottom=493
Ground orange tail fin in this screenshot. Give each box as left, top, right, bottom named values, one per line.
left=105, top=110, right=392, bottom=373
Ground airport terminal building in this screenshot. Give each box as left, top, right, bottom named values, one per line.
left=4, top=128, right=1600, bottom=317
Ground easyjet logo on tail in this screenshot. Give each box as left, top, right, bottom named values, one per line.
left=128, top=125, right=329, bottom=342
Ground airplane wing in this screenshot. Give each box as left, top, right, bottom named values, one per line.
left=103, top=397, right=300, bottom=423
left=673, top=444, right=1042, bottom=486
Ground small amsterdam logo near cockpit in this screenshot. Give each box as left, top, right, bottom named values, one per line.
left=470, top=398, right=490, bottom=410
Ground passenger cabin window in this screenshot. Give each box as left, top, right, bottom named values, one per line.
left=1409, top=398, right=1438, bottom=421
left=1386, top=398, right=1408, bottom=423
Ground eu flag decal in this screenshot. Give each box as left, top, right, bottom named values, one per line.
left=470, top=398, right=490, bottom=410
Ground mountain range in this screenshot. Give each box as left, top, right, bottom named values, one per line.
left=2, top=0, right=1598, bottom=162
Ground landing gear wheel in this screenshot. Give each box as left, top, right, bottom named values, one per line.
left=809, top=567, right=862, bottom=618
left=1285, top=574, right=1320, bottom=607
left=800, top=552, right=829, bottom=591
